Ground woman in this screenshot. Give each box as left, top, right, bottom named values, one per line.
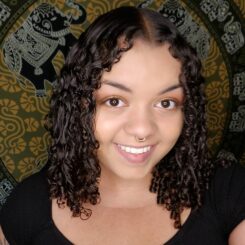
left=1, top=6, right=245, bottom=245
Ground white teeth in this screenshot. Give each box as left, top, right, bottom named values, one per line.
left=118, top=145, right=151, bottom=154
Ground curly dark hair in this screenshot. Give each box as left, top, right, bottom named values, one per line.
left=46, top=6, right=219, bottom=228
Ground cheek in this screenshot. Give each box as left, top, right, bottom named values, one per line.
left=158, top=113, right=184, bottom=139
left=94, top=110, right=123, bottom=141
left=174, top=113, right=184, bottom=135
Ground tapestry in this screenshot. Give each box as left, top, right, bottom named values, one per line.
left=0, top=0, right=244, bottom=208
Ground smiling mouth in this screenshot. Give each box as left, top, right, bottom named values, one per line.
left=116, top=144, right=151, bottom=154
left=115, top=143, right=155, bottom=164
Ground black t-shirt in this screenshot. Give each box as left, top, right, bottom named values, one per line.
left=1, top=163, right=245, bottom=245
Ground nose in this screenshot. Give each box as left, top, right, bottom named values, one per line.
left=124, top=107, right=156, bottom=141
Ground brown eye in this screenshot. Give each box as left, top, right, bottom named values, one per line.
left=161, top=100, right=172, bottom=108
left=105, top=97, right=125, bottom=107
left=155, top=99, right=177, bottom=110
left=109, top=98, right=119, bottom=106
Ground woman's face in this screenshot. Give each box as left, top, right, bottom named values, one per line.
left=94, top=39, right=184, bottom=181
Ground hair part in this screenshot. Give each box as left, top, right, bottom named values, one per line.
left=46, top=6, right=216, bottom=228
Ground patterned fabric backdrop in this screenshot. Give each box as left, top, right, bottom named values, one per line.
left=0, top=0, right=244, bottom=208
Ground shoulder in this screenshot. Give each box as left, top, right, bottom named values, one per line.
left=0, top=168, right=51, bottom=244
left=208, top=163, right=245, bottom=234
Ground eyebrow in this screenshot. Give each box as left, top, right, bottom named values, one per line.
left=102, top=80, right=183, bottom=95
left=158, top=84, right=183, bottom=95
left=102, top=80, right=132, bottom=92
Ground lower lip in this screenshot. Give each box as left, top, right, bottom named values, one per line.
left=115, top=144, right=155, bottom=165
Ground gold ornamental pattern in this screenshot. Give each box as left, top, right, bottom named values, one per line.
left=0, top=0, right=243, bottom=183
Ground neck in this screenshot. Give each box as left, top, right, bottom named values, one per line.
left=98, top=169, right=156, bottom=209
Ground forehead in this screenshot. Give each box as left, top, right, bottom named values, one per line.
left=101, top=39, right=182, bottom=90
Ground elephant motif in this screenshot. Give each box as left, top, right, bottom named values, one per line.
left=158, top=0, right=210, bottom=60
left=3, top=1, right=87, bottom=96
left=137, top=0, right=210, bottom=60
left=221, top=16, right=244, bottom=55
left=200, top=0, right=231, bottom=22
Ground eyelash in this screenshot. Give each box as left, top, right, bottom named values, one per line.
left=103, top=97, right=126, bottom=107
left=102, top=97, right=181, bottom=110
left=155, top=99, right=180, bottom=110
